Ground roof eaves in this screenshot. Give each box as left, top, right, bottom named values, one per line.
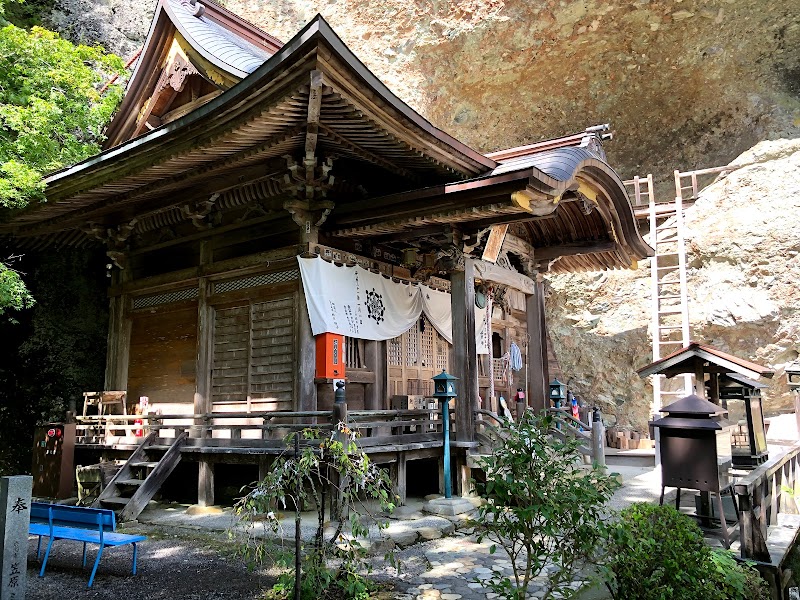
left=46, top=14, right=493, bottom=194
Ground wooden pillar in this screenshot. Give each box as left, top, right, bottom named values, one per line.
left=198, top=458, right=214, bottom=507
left=194, top=276, right=213, bottom=439
left=526, top=275, right=549, bottom=412
left=694, top=358, right=706, bottom=399
left=258, top=456, right=269, bottom=482
left=296, top=284, right=317, bottom=412
left=451, top=259, right=478, bottom=442
left=104, top=294, right=131, bottom=391
left=709, top=372, right=720, bottom=405
left=392, top=453, right=407, bottom=505
left=364, top=340, right=386, bottom=411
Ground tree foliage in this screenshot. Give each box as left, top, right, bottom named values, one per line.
left=0, top=259, right=33, bottom=316
left=0, top=1, right=125, bottom=315
left=473, top=412, right=620, bottom=600
left=0, top=20, right=125, bottom=208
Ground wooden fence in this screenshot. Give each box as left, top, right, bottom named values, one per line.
left=735, top=441, right=800, bottom=564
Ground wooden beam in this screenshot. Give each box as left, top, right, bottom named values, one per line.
left=296, top=286, right=317, bottom=412
left=451, top=259, right=478, bottom=442
left=527, top=276, right=549, bottom=412
left=534, top=240, right=615, bottom=262
left=318, top=123, right=419, bottom=182
left=473, top=259, right=535, bottom=294
left=305, top=70, right=323, bottom=183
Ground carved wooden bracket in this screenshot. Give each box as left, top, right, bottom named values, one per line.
left=180, top=193, right=219, bottom=229
left=282, top=155, right=335, bottom=228
left=81, top=218, right=139, bottom=269
left=156, top=53, right=200, bottom=94
left=436, top=244, right=466, bottom=273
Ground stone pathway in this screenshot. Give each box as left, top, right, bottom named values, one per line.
left=372, top=532, right=598, bottom=600
left=135, top=466, right=663, bottom=599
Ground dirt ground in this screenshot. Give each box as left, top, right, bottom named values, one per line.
left=25, top=525, right=276, bottom=600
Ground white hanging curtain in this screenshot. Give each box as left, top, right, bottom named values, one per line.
left=298, top=257, right=490, bottom=353
left=419, top=284, right=490, bottom=354
left=298, top=256, right=422, bottom=341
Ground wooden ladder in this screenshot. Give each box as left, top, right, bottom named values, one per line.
left=93, top=430, right=188, bottom=521
left=632, top=175, right=692, bottom=414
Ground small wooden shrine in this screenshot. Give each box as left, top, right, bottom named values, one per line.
left=639, top=342, right=774, bottom=469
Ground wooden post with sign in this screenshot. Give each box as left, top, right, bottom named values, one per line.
left=1, top=476, right=32, bottom=600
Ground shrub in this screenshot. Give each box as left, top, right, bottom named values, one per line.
left=602, top=503, right=769, bottom=600
left=234, top=424, right=397, bottom=600
left=473, top=411, right=620, bottom=600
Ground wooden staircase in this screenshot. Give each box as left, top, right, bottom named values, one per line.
left=628, top=175, right=692, bottom=415
left=93, top=431, right=188, bottom=521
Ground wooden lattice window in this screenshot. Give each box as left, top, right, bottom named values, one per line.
left=389, top=337, right=402, bottom=366
left=388, top=314, right=450, bottom=396
left=211, top=297, right=294, bottom=409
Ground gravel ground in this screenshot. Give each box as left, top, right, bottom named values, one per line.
left=25, top=525, right=276, bottom=600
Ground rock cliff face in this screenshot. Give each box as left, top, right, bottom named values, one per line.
left=547, top=138, right=800, bottom=429
left=44, top=0, right=799, bottom=187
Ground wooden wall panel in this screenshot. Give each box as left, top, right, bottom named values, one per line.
left=249, top=298, right=294, bottom=407
left=211, top=296, right=295, bottom=410
left=211, top=306, right=249, bottom=402
left=127, top=307, right=198, bottom=405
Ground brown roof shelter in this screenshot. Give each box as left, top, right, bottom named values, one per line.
left=639, top=341, right=773, bottom=410
left=0, top=0, right=653, bottom=508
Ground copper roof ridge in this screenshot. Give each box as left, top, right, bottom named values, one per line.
left=486, top=124, right=611, bottom=162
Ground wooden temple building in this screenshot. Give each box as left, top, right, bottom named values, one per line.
left=1, top=0, right=652, bottom=511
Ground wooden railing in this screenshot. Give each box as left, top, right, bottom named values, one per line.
left=547, top=407, right=605, bottom=466
left=75, top=406, right=447, bottom=449
left=735, top=442, right=800, bottom=563
left=474, top=409, right=508, bottom=450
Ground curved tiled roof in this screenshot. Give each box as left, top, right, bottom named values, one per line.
left=165, top=0, right=272, bottom=76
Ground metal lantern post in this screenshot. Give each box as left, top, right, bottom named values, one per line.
left=432, top=369, right=458, bottom=499
left=549, top=378, right=566, bottom=409
left=549, top=378, right=567, bottom=429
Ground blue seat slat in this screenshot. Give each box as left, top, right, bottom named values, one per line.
left=44, top=526, right=146, bottom=545
left=29, top=501, right=145, bottom=587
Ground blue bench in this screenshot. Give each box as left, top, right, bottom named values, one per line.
left=29, top=502, right=146, bottom=587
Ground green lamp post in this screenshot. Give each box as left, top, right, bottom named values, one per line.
left=550, top=378, right=567, bottom=430
left=432, top=369, right=458, bottom=499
